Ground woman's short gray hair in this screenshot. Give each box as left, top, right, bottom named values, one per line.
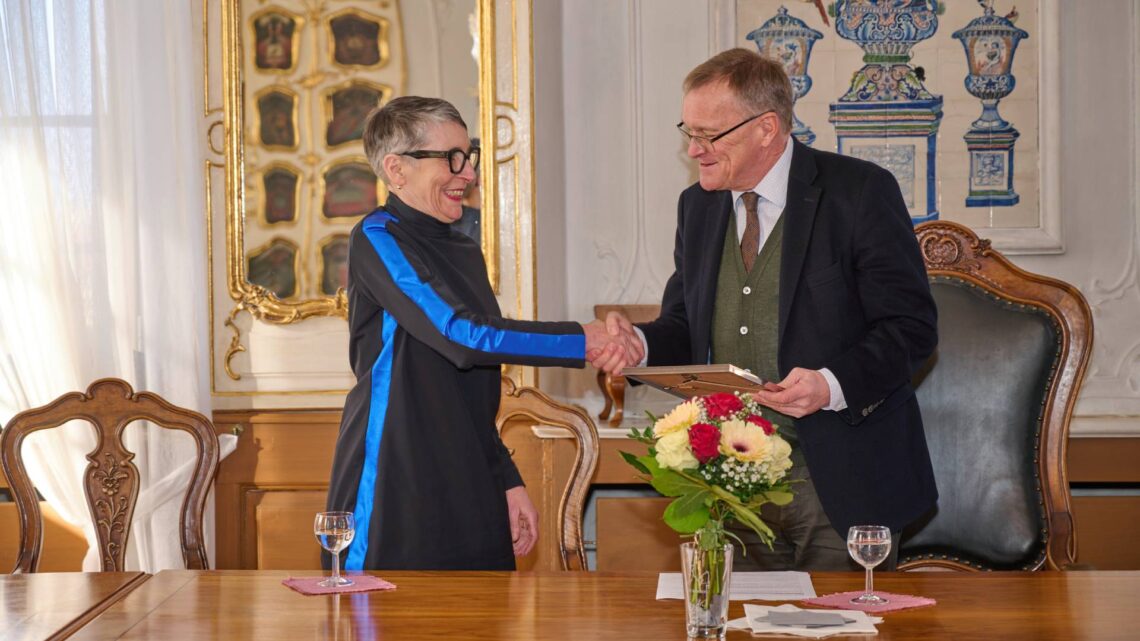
left=362, top=96, right=468, bottom=185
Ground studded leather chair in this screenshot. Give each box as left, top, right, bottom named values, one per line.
left=900, top=222, right=1092, bottom=571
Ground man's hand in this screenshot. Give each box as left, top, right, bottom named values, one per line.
left=506, top=485, right=539, bottom=557
left=582, top=311, right=644, bottom=375
left=751, top=367, right=830, bottom=418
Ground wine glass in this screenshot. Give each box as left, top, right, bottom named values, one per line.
left=314, top=511, right=355, bottom=588
left=847, top=525, right=890, bottom=604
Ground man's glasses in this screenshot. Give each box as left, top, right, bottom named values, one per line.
left=677, top=110, right=773, bottom=152
left=400, top=147, right=481, bottom=174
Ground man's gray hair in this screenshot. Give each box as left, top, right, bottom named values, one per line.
left=362, top=96, right=468, bottom=185
left=683, top=48, right=794, bottom=132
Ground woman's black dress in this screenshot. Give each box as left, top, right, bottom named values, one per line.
left=326, top=196, right=585, bottom=571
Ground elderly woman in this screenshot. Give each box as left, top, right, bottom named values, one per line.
left=325, top=96, right=628, bottom=571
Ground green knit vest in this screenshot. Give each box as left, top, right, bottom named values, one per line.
left=710, top=212, right=797, bottom=445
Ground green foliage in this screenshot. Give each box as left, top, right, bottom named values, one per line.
left=626, top=425, right=655, bottom=445
left=664, top=495, right=711, bottom=533
left=619, top=450, right=649, bottom=475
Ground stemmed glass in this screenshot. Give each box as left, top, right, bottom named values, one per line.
left=847, top=525, right=891, bottom=604
left=314, top=511, right=355, bottom=588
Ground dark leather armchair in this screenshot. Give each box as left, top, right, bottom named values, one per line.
left=900, top=222, right=1092, bottom=571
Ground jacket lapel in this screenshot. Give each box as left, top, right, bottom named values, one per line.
left=778, top=140, right=822, bottom=349
left=694, top=190, right=733, bottom=363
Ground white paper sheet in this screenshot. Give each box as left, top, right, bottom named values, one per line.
left=655, top=571, right=817, bottom=601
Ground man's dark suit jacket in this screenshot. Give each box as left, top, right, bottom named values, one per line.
left=639, top=139, right=939, bottom=535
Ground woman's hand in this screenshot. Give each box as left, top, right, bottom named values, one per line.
left=506, top=485, right=539, bottom=557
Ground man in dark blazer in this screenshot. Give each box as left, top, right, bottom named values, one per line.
left=605, top=48, right=939, bottom=570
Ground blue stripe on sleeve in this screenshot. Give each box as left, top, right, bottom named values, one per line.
left=360, top=213, right=584, bottom=359
left=345, top=309, right=396, bottom=570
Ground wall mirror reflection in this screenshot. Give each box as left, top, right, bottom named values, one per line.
left=226, top=0, right=485, bottom=320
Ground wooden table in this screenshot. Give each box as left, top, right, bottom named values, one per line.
left=1, top=572, right=148, bottom=641
left=72, top=570, right=1138, bottom=640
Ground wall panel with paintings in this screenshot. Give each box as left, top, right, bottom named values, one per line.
left=243, top=1, right=401, bottom=301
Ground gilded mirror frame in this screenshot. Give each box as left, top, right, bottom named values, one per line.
left=219, top=0, right=499, bottom=324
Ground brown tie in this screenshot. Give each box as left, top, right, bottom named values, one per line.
left=740, top=192, right=760, bottom=272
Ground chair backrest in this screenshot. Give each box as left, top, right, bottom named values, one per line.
left=901, top=222, right=1092, bottom=571
left=593, top=304, right=661, bottom=325
left=1, top=378, right=220, bottom=572
left=496, top=377, right=599, bottom=571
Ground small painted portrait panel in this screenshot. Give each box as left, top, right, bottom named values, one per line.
left=258, top=90, right=297, bottom=148
left=330, top=14, right=382, bottom=67
left=263, top=166, right=299, bottom=224
left=247, top=238, right=298, bottom=300
left=319, top=234, right=351, bottom=295
left=323, top=161, right=379, bottom=219
left=326, top=83, right=386, bottom=147
left=253, top=12, right=298, bottom=71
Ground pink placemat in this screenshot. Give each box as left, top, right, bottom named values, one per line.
left=282, top=575, right=397, bottom=596
left=801, top=591, right=936, bottom=613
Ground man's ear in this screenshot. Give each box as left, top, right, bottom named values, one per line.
left=381, top=153, right=403, bottom=188
left=758, top=111, right=782, bottom=146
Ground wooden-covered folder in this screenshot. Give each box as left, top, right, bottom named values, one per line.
left=621, top=364, right=765, bottom=399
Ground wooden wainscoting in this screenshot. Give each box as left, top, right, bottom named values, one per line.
left=1068, top=436, right=1140, bottom=570
left=213, top=410, right=341, bottom=570
left=212, top=409, right=1140, bottom=572
left=213, top=409, right=583, bottom=571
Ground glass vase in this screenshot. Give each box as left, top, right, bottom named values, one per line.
left=680, top=541, right=734, bottom=639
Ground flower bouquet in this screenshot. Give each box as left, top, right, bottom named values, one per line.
left=621, top=391, right=794, bottom=638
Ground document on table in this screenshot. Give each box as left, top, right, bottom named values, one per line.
left=656, top=571, right=816, bottom=601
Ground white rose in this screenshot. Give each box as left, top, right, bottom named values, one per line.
left=655, top=428, right=699, bottom=471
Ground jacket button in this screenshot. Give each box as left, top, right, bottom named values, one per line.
left=739, top=326, right=749, bottom=335
left=742, top=286, right=752, bottom=295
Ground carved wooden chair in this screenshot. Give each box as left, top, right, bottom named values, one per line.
left=1, top=378, right=220, bottom=572
left=901, top=222, right=1092, bottom=571
left=593, top=304, right=661, bottom=426
left=497, top=377, right=599, bottom=570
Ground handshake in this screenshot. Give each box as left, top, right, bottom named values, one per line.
left=582, top=312, right=644, bottom=376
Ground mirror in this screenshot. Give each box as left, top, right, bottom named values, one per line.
left=221, top=0, right=493, bottom=322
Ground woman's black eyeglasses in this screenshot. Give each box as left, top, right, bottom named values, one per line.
left=399, top=147, right=481, bottom=174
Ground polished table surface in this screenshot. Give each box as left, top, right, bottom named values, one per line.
left=71, top=569, right=1138, bottom=640
left=0, top=571, right=148, bottom=641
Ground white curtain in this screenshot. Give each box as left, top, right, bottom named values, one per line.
left=0, top=0, right=233, bottom=571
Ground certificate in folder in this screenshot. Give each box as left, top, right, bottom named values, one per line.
left=621, top=364, right=766, bottom=399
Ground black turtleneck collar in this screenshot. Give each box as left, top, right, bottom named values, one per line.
left=384, top=194, right=452, bottom=238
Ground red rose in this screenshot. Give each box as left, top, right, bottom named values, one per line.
left=703, top=392, right=743, bottom=419
left=688, top=423, right=721, bottom=464
left=747, top=414, right=775, bottom=436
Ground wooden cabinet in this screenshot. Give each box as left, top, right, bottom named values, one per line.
left=0, top=466, right=87, bottom=572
